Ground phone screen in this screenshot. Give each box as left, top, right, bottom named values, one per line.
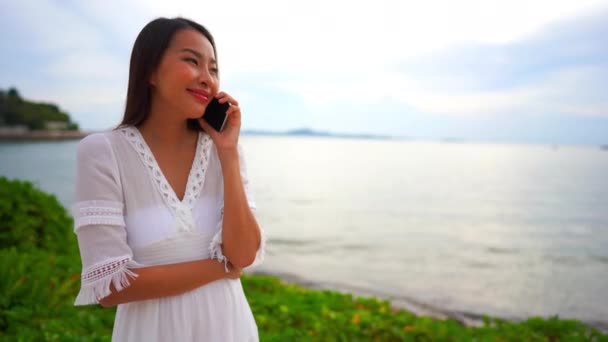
left=202, top=98, right=229, bottom=132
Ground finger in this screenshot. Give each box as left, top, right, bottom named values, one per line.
left=216, top=92, right=239, bottom=106
left=226, top=105, right=240, bottom=117
left=197, top=118, right=219, bottom=137
left=228, top=96, right=239, bottom=106
left=215, top=91, right=227, bottom=101
left=197, top=118, right=211, bottom=133
left=218, top=96, right=236, bottom=106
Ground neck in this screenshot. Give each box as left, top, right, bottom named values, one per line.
left=138, top=97, right=198, bottom=149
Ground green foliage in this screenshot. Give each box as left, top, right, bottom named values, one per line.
left=0, top=177, right=115, bottom=341
left=0, top=248, right=116, bottom=341
left=0, top=88, right=77, bottom=131
left=67, top=122, right=80, bottom=131
left=0, top=176, right=77, bottom=255
left=0, top=177, right=606, bottom=341
left=241, top=275, right=607, bottom=341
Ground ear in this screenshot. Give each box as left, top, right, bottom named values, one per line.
left=149, top=70, right=158, bottom=87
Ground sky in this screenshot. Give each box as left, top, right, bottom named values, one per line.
left=1, top=0, right=607, bottom=145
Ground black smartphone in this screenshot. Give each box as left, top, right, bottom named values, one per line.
left=202, top=97, right=230, bottom=132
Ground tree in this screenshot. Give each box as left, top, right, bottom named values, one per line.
left=0, top=88, right=79, bottom=131
left=7, top=88, right=21, bottom=101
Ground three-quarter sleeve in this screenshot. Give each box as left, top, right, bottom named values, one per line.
left=209, top=144, right=266, bottom=270
left=71, top=133, right=140, bottom=306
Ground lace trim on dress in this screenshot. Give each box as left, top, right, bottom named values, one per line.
left=209, top=223, right=230, bottom=272
left=209, top=208, right=266, bottom=271
left=119, top=127, right=212, bottom=232
left=181, top=133, right=212, bottom=210
left=74, top=255, right=138, bottom=306
left=71, top=200, right=125, bottom=231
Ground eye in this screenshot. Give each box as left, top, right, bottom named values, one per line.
left=184, top=57, right=198, bottom=66
left=210, top=67, right=219, bottom=75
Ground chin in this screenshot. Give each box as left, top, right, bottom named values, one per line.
left=185, top=107, right=205, bottom=120
left=187, top=113, right=202, bottom=120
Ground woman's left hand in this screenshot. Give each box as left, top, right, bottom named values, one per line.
left=197, top=91, right=241, bottom=153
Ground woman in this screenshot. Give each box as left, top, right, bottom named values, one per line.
left=71, top=17, right=265, bottom=341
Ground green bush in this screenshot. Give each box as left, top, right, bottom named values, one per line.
left=0, top=176, right=77, bottom=255
left=0, top=248, right=115, bottom=341
left=0, top=177, right=113, bottom=341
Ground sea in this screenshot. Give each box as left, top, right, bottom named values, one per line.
left=1, top=136, right=607, bottom=328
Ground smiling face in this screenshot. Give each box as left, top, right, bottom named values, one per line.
left=149, top=28, right=219, bottom=120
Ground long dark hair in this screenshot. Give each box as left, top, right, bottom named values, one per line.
left=116, top=17, right=217, bottom=131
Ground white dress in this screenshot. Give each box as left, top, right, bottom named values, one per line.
left=70, top=125, right=266, bottom=341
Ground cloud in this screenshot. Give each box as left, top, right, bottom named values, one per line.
left=272, top=6, right=608, bottom=118
left=1, top=0, right=607, bottom=142
left=1, top=1, right=107, bottom=54
left=131, top=0, right=608, bottom=73
left=399, top=9, right=608, bottom=118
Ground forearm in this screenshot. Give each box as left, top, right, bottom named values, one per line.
left=99, top=258, right=228, bottom=307
left=219, top=149, right=261, bottom=268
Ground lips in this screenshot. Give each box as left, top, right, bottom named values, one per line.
left=187, top=88, right=210, bottom=103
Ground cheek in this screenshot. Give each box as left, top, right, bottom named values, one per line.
left=172, top=65, right=197, bottom=83
left=158, top=63, right=195, bottom=88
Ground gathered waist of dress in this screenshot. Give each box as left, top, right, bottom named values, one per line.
left=132, top=231, right=217, bottom=266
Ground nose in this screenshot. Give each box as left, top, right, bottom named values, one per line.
left=198, top=67, right=216, bottom=91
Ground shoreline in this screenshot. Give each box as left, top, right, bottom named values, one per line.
left=0, top=130, right=90, bottom=141
left=248, top=269, right=608, bottom=333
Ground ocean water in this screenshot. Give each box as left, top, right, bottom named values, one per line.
left=1, top=136, right=607, bottom=326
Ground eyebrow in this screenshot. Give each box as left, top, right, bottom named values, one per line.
left=181, top=48, right=217, bottom=65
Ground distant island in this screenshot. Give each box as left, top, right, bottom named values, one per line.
left=0, top=88, right=87, bottom=140
left=243, top=128, right=394, bottom=140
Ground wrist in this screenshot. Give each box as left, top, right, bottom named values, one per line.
left=217, top=147, right=239, bottom=164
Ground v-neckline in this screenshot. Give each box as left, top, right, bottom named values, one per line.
left=121, top=125, right=211, bottom=213
left=140, top=127, right=200, bottom=203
